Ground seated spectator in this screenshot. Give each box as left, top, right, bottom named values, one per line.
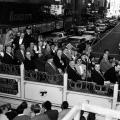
left=81, top=54, right=90, bottom=65
left=34, top=56, right=46, bottom=72
left=53, top=49, right=67, bottom=73
left=31, top=103, right=50, bottom=120
left=75, top=58, right=86, bottom=80
left=30, top=103, right=40, bottom=118
left=100, top=49, right=112, bottom=74
left=50, top=43, right=58, bottom=56
left=71, top=49, right=79, bottom=61
left=67, top=60, right=82, bottom=82
left=14, top=44, right=25, bottom=65
left=2, top=45, right=17, bottom=65
left=80, top=110, right=86, bottom=120
left=58, top=101, right=70, bottom=120
left=13, top=101, right=31, bottom=120
left=0, top=104, right=9, bottom=120
left=77, top=39, right=86, bottom=54
left=43, top=40, right=51, bottom=56
left=42, top=101, right=58, bottom=120
left=84, top=45, right=92, bottom=58
left=87, top=112, right=96, bottom=120
left=4, top=29, right=14, bottom=46
left=0, top=44, right=4, bottom=62
left=91, top=64, right=105, bottom=85
left=118, top=42, right=120, bottom=55
left=104, top=63, right=120, bottom=84
left=109, top=57, right=116, bottom=67
left=34, top=41, right=43, bottom=55
left=12, top=32, right=25, bottom=51
left=26, top=42, right=37, bottom=60
left=89, top=55, right=96, bottom=70
left=24, top=26, right=35, bottom=49
left=63, top=47, right=72, bottom=61
left=30, top=104, right=35, bottom=118
left=45, top=56, right=60, bottom=75
left=24, top=52, right=36, bottom=71
left=6, top=103, right=17, bottom=120
left=16, top=101, right=28, bottom=115
left=38, top=35, right=43, bottom=42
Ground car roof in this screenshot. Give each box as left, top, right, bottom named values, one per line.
left=51, top=31, right=65, bottom=35
left=69, top=35, right=95, bottom=41
left=69, top=36, right=84, bottom=39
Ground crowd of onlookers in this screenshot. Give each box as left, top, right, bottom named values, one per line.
left=0, top=100, right=96, bottom=120
left=0, top=26, right=120, bottom=86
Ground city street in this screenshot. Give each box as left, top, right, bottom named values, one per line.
left=93, top=22, right=120, bottom=59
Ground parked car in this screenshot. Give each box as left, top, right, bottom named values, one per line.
left=74, top=26, right=86, bottom=35
left=47, top=31, right=67, bottom=42
left=96, top=23, right=107, bottom=33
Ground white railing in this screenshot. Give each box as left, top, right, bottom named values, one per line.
left=62, top=103, right=120, bottom=120
left=0, top=63, right=119, bottom=109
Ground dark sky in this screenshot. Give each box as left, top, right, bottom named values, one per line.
left=0, top=0, right=43, bottom=3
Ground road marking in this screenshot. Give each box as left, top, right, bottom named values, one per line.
left=100, top=22, right=120, bottom=41
left=93, top=22, right=120, bottom=47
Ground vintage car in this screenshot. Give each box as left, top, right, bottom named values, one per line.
left=47, top=31, right=67, bottom=42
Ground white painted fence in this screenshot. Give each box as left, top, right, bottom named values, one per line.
left=0, top=64, right=119, bottom=110
left=62, top=103, right=120, bottom=120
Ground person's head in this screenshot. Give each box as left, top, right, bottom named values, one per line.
left=94, top=63, right=100, bottom=71
left=57, top=49, right=63, bottom=58
left=103, top=52, right=108, bottom=60
left=54, top=45, right=58, bottom=51
left=6, top=103, right=12, bottom=111
left=17, top=32, right=21, bottom=37
left=104, top=49, right=109, bottom=56
left=86, top=45, right=92, bottom=53
left=115, top=64, right=120, bottom=72
left=20, top=44, right=25, bottom=51
left=42, top=101, right=52, bottom=111
left=51, top=44, right=55, bottom=50
left=38, top=41, right=43, bottom=47
left=90, top=55, right=95, bottom=62
left=69, top=60, right=75, bottom=69
left=26, top=52, right=31, bottom=60
left=0, top=44, right=4, bottom=52
left=61, top=101, right=69, bottom=110
left=31, top=104, right=40, bottom=114
left=80, top=110, right=84, bottom=116
left=20, top=101, right=28, bottom=109
left=17, top=101, right=28, bottom=114
left=0, top=104, right=8, bottom=114
left=47, top=56, right=53, bottom=63
left=26, top=26, right=31, bottom=35
left=76, top=58, right=82, bottom=65
left=87, top=112, right=96, bottom=120
left=30, top=42, right=34, bottom=49
left=20, top=32, right=25, bottom=38
left=81, top=54, right=88, bottom=61
left=38, top=35, right=43, bottom=42
left=6, top=45, right=12, bottom=53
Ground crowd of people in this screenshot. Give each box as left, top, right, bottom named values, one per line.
left=0, top=100, right=96, bottom=120
left=0, top=26, right=120, bottom=86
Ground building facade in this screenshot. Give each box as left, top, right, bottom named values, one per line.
left=106, top=0, right=120, bottom=18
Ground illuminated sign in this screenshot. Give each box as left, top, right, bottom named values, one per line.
left=50, top=4, right=64, bottom=15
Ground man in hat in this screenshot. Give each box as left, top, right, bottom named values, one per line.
left=24, top=26, right=35, bottom=49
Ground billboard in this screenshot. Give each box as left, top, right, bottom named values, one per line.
left=50, top=4, right=64, bottom=15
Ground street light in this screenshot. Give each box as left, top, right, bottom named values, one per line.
left=88, top=3, right=91, bottom=7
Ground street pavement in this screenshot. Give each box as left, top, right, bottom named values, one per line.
left=92, top=22, right=120, bottom=59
